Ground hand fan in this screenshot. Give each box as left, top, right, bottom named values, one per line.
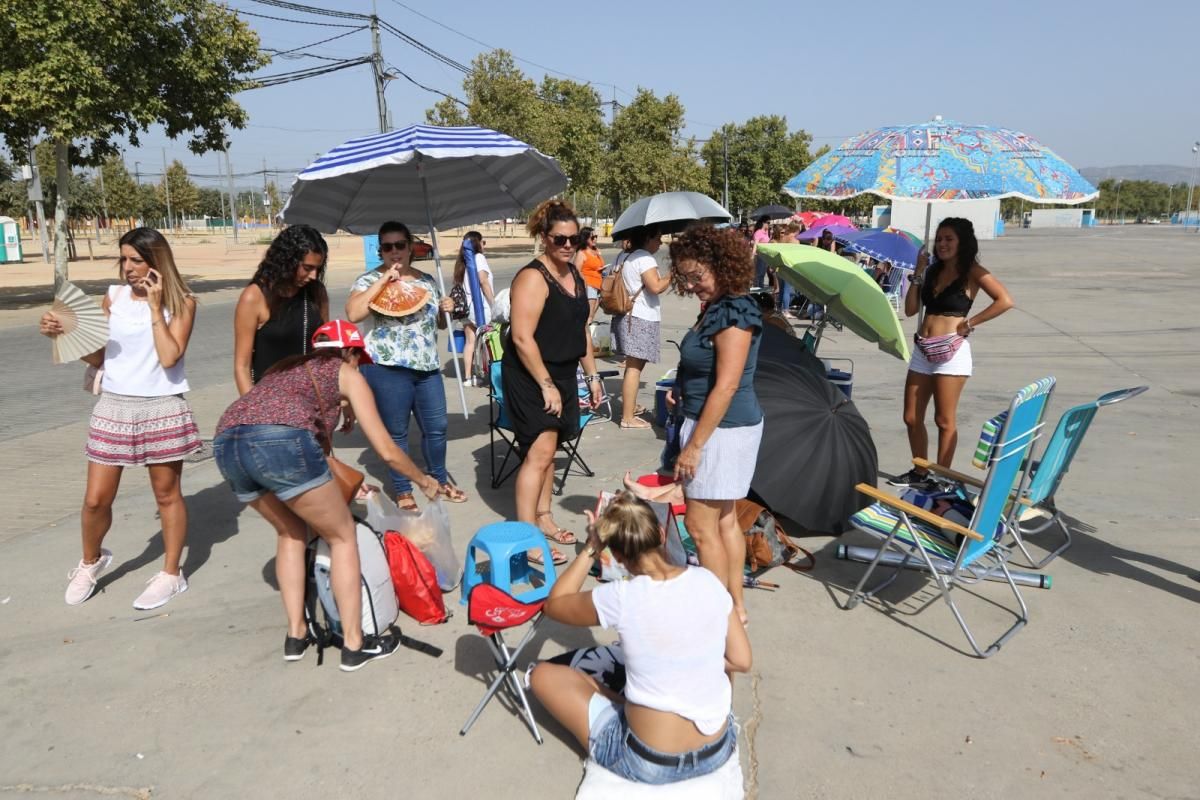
left=50, top=282, right=109, bottom=364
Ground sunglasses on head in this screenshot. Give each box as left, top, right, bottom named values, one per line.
left=548, top=234, right=582, bottom=248
left=379, top=240, right=409, bottom=253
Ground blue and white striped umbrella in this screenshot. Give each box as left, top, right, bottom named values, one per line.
left=282, top=124, right=567, bottom=234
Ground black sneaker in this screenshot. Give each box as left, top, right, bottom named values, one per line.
left=284, top=635, right=311, bottom=662
left=887, top=468, right=930, bottom=488
left=339, top=633, right=399, bottom=672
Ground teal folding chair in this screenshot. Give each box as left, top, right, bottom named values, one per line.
left=916, top=386, right=1148, bottom=568
left=845, top=377, right=1055, bottom=658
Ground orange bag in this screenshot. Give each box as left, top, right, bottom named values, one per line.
left=383, top=531, right=448, bottom=625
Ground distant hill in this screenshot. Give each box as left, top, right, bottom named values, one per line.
left=1079, top=165, right=1194, bottom=185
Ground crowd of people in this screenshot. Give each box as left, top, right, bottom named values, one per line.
left=38, top=198, right=1010, bottom=784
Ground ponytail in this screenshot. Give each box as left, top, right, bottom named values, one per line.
left=526, top=199, right=578, bottom=238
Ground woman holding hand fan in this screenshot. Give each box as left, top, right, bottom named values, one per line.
left=346, top=220, right=465, bottom=512
left=39, top=228, right=201, bottom=610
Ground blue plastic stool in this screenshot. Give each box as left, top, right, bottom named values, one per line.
left=461, top=521, right=557, bottom=605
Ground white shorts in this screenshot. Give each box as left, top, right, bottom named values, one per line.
left=680, top=418, right=764, bottom=501
left=909, top=338, right=973, bottom=376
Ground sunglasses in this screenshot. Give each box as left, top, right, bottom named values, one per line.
left=379, top=240, right=409, bottom=253
left=548, top=234, right=582, bottom=248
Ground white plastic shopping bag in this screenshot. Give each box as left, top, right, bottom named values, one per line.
left=363, top=490, right=462, bottom=591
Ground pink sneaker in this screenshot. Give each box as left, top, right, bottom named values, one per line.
left=65, top=550, right=113, bottom=605
left=132, top=571, right=188, bottom=610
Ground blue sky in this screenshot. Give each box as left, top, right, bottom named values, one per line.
left=109, top=0, right=1200, bottom=187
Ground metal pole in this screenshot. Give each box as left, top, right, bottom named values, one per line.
left=1186, top=144, right=1200, bottom=231
left=97, top=167, right=108, bottom=239
left=723, top=131, right=730, bottom=212
left=226, top=149, right=239, bottom=243
left=1114, top=180, right=1122, bottom=225
left=28, top=139, right=50, bottom=264
left=418, top=154, right=470, bottom=419
left=162, top=148, right=172, bottom=231
left=217, top=154, right=227, bottom=238
left=835, top=544, right=1052, bottom=589
left=370, top=4, right=388, bottom=134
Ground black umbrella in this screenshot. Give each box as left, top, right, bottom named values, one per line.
left=750, top=325, right=878, bottom=534
left=749, top=204, right=796, bottom=221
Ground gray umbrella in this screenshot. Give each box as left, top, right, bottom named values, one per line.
left=610, top=191, right=731, bottom=240
left=749, top=204, right=795, bottom=221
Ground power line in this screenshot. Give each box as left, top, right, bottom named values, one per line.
left=378, top=19, right=470, bottom=74
left=247, top=0, right=370, bottom=21
left=262, top=26, right=367, bottom=58
left=249, top=56, right=374, bottom=89
left=384, top=62, right=467, bottom=107
left=233, top=8, right=362, bottom=28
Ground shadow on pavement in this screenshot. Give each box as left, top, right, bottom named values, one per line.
left=0, top=277, right=250, bottom=310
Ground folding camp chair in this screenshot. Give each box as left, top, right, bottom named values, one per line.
left=914, top=385, right=1148, bottom=569
left=488, top=362, right=595, bottom=495
left=844, top=377, right=1055, bottom=658
left=459, top=582, right=546, bottom=743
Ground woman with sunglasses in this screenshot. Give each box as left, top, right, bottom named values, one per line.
left=504, top=200, right=604, bottom=566
left=233, top=225, right=329, bottom=396
left=346, top=221, right=464, bottom=512
left=573, top=227, right=604, bottom=330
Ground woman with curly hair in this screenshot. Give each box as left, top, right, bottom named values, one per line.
left=234, top=225, right=329, bottom=395
left=504, top=199, right=604, bottom=565
left=668, top=226, right=764, bottom=625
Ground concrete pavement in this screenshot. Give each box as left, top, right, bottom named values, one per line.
left=0, top=227, right=1197, bottom=799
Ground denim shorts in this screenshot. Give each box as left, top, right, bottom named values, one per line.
left=213, top=425, right=331, bottom=503
left=587, top=697, right=736, bottom=785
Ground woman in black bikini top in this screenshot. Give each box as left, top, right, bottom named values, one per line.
left=888, top=218, right=1014, bottom=489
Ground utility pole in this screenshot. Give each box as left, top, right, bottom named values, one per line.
left=27, top=138, right=50, bottom=264
left=226, top=149, right=239, bottom=243
left=1186, top=143, right=1200, bottom=231
left=370, top=2, right=388, bottom=133
left=262, top=157, right=271, bottom=224
left=722, top=131, right=730, bottom=212
left=97, top=166, right=108, bottom=239
left=161, top=147, right=172, bottom=230
left=216, top=153, right=227, bottom=238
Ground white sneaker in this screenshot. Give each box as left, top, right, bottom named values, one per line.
left=132, top=571, right=188, bottom=610
left=65, top=550, right=113, bottom=605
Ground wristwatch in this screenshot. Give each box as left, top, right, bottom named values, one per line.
left=583, top=545, right=597, bottom=559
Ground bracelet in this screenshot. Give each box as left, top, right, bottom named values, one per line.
left=583, top=374, right=600, bottom=384
left=583, top=545, right=597, bottom=559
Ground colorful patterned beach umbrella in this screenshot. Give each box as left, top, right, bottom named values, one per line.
left=783, top=118, right=1098, bottom=204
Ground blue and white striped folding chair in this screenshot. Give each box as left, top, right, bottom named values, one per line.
left=915, top=385, right=1147, bottom=569
left=844, top=377, right=1055, bottom=658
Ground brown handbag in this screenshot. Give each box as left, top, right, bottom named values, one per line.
left=305, top=363, right=364, bottom=505
left=598, top=254, right=643, bottom=316
left=736, top=499, right=814, bottom=573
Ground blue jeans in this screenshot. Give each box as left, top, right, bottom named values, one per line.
left=779, top=281, right=794, bottom=312
left=213, top=425, right=331, bottom=503
left=361, top=364, right=449, bottom=495
left=588, top=700, right=736, bottom=784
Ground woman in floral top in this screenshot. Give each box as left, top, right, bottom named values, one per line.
left=346, top=220, right=465, bottom=511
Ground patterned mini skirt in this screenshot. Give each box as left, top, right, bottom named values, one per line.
left=612, top=314, right=661, bottom=363
left=86, top=393, right=203, bottom=467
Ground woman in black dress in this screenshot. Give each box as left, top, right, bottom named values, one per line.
left=504, top=199, right=604, bottom=566
left=233, top=225, right=329, bottom=395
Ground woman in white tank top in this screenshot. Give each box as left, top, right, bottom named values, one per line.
left=39, top=228, right=201, bottom=611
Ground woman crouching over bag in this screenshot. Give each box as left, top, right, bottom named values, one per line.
left=530, top=492, right=752, bottom=785
left=213, top=320, right=439, bottom=672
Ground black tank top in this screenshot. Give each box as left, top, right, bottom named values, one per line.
left=251, top=290, right=322, bottom=382
left=921, top=262, right=974, bottom=317
left=514, top=259, right=588, bottom=365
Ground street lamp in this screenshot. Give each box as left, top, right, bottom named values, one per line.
left=1186, top=142, right=1200, bottom=231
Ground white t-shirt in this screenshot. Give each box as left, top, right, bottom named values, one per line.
left=591, top=566, right=732, bottom=735
left=101, top=285, right=190, bottom=396
left=621, top=250, right=662, bottom=321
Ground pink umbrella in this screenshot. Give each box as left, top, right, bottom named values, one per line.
left=809, top=213, right=856, bottom=229
left=793, top=211, right=826, bottom=227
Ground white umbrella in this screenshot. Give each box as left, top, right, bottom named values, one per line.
left=610, top=191, right=732, bottom=240
left=282, top=125, right=568, bottom=418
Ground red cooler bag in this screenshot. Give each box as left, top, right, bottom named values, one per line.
left=384, top=531, right=448, bottom=625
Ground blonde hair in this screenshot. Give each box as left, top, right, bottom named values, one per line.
left=526, top=199, right=578, bottom=238
left=594, top=491, right=662, bottom=563
left=118, top=227, right=193, bottom=319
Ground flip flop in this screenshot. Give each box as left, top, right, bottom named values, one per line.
left=527, top=547, right=567, bottom=567
left=438, top=483, right=469, bottom=503
left=619, top=418, right=652, bottom=429
left=536, top=511, right=578, bottom=545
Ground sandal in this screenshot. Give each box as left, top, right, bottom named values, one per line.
left=619, top=418, right=652, bottom=429
left=536, top=510, right=578, bottom=545
left=395, top=493, right=419, bottom=513
left=527, top=547, right=568, bottom=567
left=438, top=483, right=469, bottom=503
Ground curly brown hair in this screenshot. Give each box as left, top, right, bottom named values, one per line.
left=668, top=226, right=755, bottom=297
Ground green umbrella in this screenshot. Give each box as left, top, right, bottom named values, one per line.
left=757, top=244, right=911, bottom=361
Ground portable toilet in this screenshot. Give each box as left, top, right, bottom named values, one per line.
left=362, top=234, right=382, bottom=269
left=0, top=217, right=22, bottom=263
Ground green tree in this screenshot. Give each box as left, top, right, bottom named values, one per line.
left=99, top=156, right=142, bottom=220
left=159, top=160, right=200, bottom=221
left=537, top=77, right=605, bottom=195
left=196, top=187, right=226, bottom=219
left=701, top=116, right=814, bottom=217
left=457, top=50, right=544, bottom=147
left=0, top=0, right=265, bottom=286
left=605, top=88, right=706, bottom=203
left=425, top=97, right=469, bottom=127
left=0, top=158, right=26, bottom=218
